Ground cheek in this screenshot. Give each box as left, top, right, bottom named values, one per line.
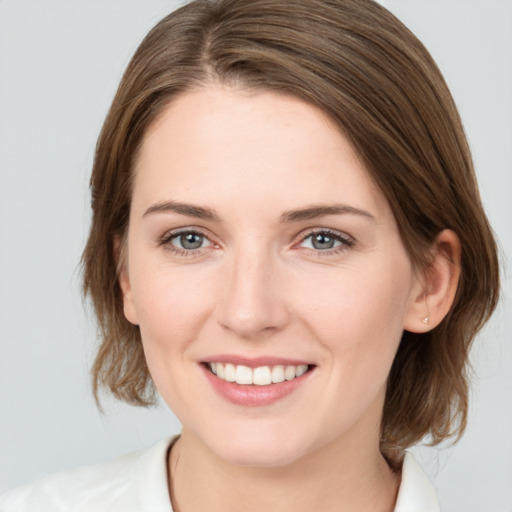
left=294, top=261, right=413, bottom=434
left=132, top=267, right=217, bottom=411
left=296, top=260, right=413, bottom=366
left=134, top=268, right=215, bottom=352
left=128, top=259, right=231, bottom=412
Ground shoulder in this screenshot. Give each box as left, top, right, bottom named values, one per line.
left=0, top=437, right=175, bottom=512
left=394, top=451, right=441, bottom=512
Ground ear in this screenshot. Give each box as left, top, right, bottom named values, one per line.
left=115, top=235, right=139, bottom=326
left=404, top=229, right=461, bottom=333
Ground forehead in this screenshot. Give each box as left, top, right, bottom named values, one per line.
left=132, top=85, right=391, bottom=222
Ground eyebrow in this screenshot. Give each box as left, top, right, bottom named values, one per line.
left=143, top=201, right=221, bottom=222
left=280, top=204, right=376, bottom=223
left=143, top=200, right=375, bottom=224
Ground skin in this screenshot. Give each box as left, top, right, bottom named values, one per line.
left=119, top=85, right=460, bottom=512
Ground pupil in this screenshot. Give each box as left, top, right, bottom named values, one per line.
left=312, top=233, right=334, bottom=250
left=181, top=233, right=203, bottom=249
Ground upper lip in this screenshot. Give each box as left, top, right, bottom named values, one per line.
left=202, top=355, right=313, bottom=368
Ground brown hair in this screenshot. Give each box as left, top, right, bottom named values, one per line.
left=82, top=0, right=500, bottom=458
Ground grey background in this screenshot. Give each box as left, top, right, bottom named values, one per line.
left=0, top=1, right=511, bottom=510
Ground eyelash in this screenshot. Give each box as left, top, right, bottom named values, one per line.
left=159, top=229, right=212, bottom=257
left=159, top=228, right=355, bottom=257
left=296, top=229, right=355, bottom=256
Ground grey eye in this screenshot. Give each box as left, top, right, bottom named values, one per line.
left=173, top=232, right=206, bottom=250
left=299, top=231, right=351, bottom=252
left=311, top=233, right=337, bottom=250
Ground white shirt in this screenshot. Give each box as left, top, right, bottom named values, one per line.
left=0, top=437, right=440, bottom=511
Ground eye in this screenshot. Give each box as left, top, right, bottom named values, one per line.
left=173, top=232, right=208, bottom=250
left=161, top=230, right=214, bottom=254
left=298, top=229, right=354, bottom=252
left=305, top=232, right=340, bottom=250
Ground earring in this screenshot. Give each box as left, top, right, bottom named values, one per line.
left=422, top=294, right=430, bottom=324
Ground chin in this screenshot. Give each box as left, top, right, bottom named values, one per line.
left=198, top=425, right=316, bottom=468
left=219, top=444, right=305, bottom=468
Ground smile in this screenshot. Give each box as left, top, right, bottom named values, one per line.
left=208, top=362, right=309, bottom=386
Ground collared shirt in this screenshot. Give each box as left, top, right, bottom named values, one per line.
left=0, top=437, right=440, bottom=511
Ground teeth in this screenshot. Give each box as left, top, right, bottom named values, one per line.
left=224, top=363, right=236, bottom=382
left=208, top=362, right=310, bottom=386
left=253, top=366, right=272, bottom=386
left=296, top=364, right=308, bottom=377
left=235, top=365, right=252, bottom=385
left=271, top=365, right=285, bottom=383
left=284, top=365, right=296, bottom=380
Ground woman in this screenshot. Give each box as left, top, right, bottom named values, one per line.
left=0, top=0, right=500, bottom=510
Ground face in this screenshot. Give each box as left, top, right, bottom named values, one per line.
left=120, top=86, right=422, bottom=467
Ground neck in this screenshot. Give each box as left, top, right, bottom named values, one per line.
left=168, top=429, right=400, bottom=512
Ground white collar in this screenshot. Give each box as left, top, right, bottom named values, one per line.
left=134, top=439, right=441, bottom=512
left=394, top=451, right=441, bottom=511
left=135, top=439, right=440, bottom=512
left=0, top=438, right=440, bottom=512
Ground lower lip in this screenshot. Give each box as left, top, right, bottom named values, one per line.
left=202, top=365, right=313, bottom=407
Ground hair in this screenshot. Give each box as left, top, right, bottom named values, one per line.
left=82, top=0, right=499, bottom=462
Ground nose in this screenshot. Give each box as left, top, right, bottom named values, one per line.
left=216, top=247, right=289, bottom=340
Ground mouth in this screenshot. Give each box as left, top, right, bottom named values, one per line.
left=205, top=362, right=311, bottom=386
left=201, top=356, right=315, bottom=406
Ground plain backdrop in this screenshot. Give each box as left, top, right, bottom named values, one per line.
left=0, top=1, right=511, bottom=510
